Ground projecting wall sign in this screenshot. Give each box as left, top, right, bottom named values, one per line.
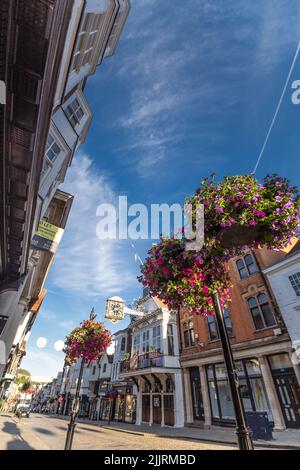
left=31, top=220, right=64, bottom=254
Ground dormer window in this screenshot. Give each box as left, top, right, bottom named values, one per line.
left=65, top=97, right=85, bottom=129
left=41, top=133, right=61, bottom=177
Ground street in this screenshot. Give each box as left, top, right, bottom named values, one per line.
left=0, top=413, right=236, bottom=451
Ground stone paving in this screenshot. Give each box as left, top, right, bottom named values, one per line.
left=50, top=414, right=300, bottom=449
left=0, top=413, right=236, bottom=451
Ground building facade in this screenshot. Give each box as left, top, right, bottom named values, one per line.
left=180, top=247, right=300, bottom=430
left=0, top=0, right=130, bottom=393
left=120, top=295, right=185, bottom=428
left=88, top=353, right=113, bottom=420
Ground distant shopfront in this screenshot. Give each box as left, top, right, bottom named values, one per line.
left=99, top=385, right=136, bottom=423
left=206, top=358, right=272, bottom=426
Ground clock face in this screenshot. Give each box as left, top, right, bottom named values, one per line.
left=106, top=300, right=124, bottom=323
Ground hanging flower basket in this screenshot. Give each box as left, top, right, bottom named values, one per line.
left=187, top=173, right=300, bottom=251
left=140, top=238, right=232, bottom=316
left=140, top=174, right=300, bottom=317
left=63, top=319, right=112, bottom=363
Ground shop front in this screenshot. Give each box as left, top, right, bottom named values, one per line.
left=140, top=375, right=179, bottom=427
left=268, top=353, right=300, bottom=428
left=99, top=386, right=137, bottom=423
left=112, top=385, right=136, bottom=423
left=206, top=358, right=273, bottom=426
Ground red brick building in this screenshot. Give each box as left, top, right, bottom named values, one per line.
left=179, top=244, right=300, bottom=430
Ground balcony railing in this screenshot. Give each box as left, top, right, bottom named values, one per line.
left=120, top=352, right=164, bottom=373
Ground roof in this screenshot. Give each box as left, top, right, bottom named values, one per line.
left=152, top=296, right=169, bottom=310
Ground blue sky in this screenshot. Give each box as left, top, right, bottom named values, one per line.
left=22, top=0, right=300, bottom=380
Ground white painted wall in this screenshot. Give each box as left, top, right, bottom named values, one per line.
left=264, top=252, right=300, bottom=343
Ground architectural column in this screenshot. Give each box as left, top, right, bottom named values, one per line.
left=182, top=368, right=193, bottom=423
left=258, top=356, right=286, bottom=431
left=174, top=372, right=185, bottom=428
left=161, top=391, right=165, bottom=427
left=135, top=378, right=142, bottom=425
left=199, top=365, right=212, bottom=428
left=149, top=391, right=153, bottom=426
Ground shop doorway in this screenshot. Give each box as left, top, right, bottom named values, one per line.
left=164, top=395, right=174, bottom=426
left=142, top=394, right=150, bottom=422
left=269, top=353, right=300, bottom=428
left=273, top=374, right=300, bottom=428
left=189, top=367, right=204, bottom=421
left=152, top=394, right=162, bottom=424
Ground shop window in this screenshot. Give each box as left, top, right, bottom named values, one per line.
left=289, top=272, right=300, bottom=297
left=247, top=294, right=276, bottom=330
left=206, top=360, right=272, bottom=423
left=236, top=253, right=257, bottom=280
left=183, top=321, right=195, bottom=348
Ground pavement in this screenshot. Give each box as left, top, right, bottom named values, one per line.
left=0, top=413, right=236, bottom=450
left=48, top=414, right=300, bottom=450
left=0, top=413, right=299, bottom=450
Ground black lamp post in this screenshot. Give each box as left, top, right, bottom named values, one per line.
left=212, top=225, right=259, bottom=450
left=64, top=308, right=96, bottom=451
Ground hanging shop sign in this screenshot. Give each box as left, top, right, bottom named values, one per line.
left=31, top=220, right=64, bottom=254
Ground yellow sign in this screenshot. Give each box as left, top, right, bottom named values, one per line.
left=31, top=220, right=64, bottom=253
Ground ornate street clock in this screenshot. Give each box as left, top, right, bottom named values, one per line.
left=105, top=296, right=125, bottom=324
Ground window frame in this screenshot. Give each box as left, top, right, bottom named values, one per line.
left=247, top=294, right=276, bottom=331
left=236, top=253, right=257, bottom=280
left=183, top=321, right=196, bottom=348
left=71, top=13, right=103, bottom=72
left=41, top=132, right=62, bottom=178
left=289, top=272, right=300, bottom=297
left=152, top=325, right=161, bottom=352
left=120, top=336, right=126, bottom=352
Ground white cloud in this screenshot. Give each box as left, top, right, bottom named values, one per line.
left=52, top=154, right=137, bottom=298
left=114, top=0, right=300, bottom=177
left=22, top=349, right=64, bottom=381
left=57, top=320, right=75, bottom=330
